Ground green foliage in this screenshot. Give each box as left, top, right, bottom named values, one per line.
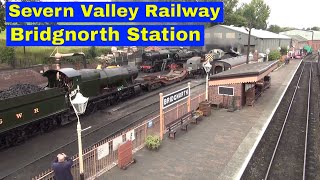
left=306, top=27, right=320, bottom=31
left=87, top=46, right=97, bottom=60
left=241, top=0, right=271, bottom=30
left=268, top=50, right=281, bottom=61
left=0, top=46, right=16, bottom=67
left=268, top=25, right=282, bottom=33
left=145, top=135, right=161, bottom=150
left=311, top=27, right=320, bottom=31
left=280, top=47, right=288, bottom=55
left=0, top=1, right=5, bottom=34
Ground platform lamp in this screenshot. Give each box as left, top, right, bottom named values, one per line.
left=69, top=85, right=89, bottom=180
left=266, top=48, right=270, bottom=62
left=203, top=61, right=212, bottom=101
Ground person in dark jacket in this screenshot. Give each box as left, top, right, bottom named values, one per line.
left=52, top=153, right=74, bottom=180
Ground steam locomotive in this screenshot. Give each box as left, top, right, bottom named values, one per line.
left=0, top=66, right=143, bottom=149
left=140, top=48, right=205, bottom=72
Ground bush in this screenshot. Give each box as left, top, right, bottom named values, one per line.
left=145, top=135, right=161, bottom=150
left=87, top=46, right=97, bottom=60
left=280, top=47, right=288, bottom=55
left=268, top=50, right=281, bottom=61
left=0, top=46, right=16, bottom=67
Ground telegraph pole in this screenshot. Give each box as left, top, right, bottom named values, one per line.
left=246, top=27, right=252, bottom=64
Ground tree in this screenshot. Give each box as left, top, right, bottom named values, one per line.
left=0, top=46, right=16, bottom=67
left=0, top=1, right=5, bottom=34
left=87, top=46, right=97, bottom=60
left=242, top=0, right=271, bottom=30
left=311, top=27, right=320, bottom=31
left=282, top=27, right=296, bottom=31
left=268, top=24, right=282, bottom=33
left=241, top=0, right=271, bottom=63
left=203, top=0, right=246, bottom=27
left=222, top=0, right=246, bottom=26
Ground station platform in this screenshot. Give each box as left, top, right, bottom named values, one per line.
left=97, top=60, right=301, bottom=180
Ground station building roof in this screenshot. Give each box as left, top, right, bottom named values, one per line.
left=286, top=35, right=308, bottom=42
left=218, top=25, right=291, bottom=39
left=209, top=61, right=279, bottom=86
left=215, top=55, right=249, bottom=67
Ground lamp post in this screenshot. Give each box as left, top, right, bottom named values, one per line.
left=69, top=85, right=89, bottom=180
left=266, top=48, right=270, bottom=62
left=203, top=61, right=212, bottom=101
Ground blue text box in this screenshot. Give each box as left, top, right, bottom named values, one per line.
left=6, top=25, right=205, bottom=46
left=6, top=2, right=224, bottom=22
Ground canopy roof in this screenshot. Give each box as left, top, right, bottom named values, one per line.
left=303, top=45, right=312, bottom=52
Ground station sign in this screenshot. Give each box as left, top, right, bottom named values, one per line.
left=162, top=87, right=190, bottom=109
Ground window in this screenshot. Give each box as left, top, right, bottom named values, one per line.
left=214, top=33, right=222, bottom=39
left=218, top=86, right=234, bottom=96
left=226, top=33, right=235, bottom=39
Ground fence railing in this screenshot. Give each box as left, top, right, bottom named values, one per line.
left=32, top=93, right=205, bottom=180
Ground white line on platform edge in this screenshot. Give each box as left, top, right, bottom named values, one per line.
left=234, top=59, right=303, bottom=180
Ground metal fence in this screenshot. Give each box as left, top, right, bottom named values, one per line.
left=32, top=93, right=205, bottom=180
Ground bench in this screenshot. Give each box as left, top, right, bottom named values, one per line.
left=190, top=112, right=203, bottom=124
left=166, top=111, right=194, bottom=139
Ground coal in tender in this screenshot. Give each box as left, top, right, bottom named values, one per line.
left=0, top=84, right=44, bottom=100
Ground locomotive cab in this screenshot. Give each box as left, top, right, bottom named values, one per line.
left=43, top=68, right=81, bottom=92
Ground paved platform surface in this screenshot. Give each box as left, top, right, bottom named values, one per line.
left=97, top=60, right=301, bottom=180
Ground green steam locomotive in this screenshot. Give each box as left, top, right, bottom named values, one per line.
left=0, top=65, right=141, bottom=149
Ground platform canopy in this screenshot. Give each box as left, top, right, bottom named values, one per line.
left=303, top=45, right=312, bottom=53
left=209, top=61, right=278, bottom=86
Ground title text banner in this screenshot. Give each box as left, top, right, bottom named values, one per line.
left=6, top=25, right=205, bottom=46
left=6, top=2, right=224, bottom=22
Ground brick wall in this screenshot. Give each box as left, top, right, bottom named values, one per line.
left=209, top=83, right=243, bottom=109
left=245, top=87, right=255, bottom=106
left=308, top=40, right=320, bottom=51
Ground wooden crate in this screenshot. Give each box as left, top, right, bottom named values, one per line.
left=199, top=101, right=211, bottom=116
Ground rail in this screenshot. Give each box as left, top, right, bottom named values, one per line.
left=264, top=61, right=311, bottom=179
left=303, top=60, right=312, bottom=179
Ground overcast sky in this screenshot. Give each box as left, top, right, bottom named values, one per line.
left=3, top=0, right=320, bottom=29
left=239, top=0, right=320, bottom=29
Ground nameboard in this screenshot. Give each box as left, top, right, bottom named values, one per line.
left=162, top=87, right=190, bottom=109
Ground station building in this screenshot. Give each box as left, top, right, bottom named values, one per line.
left=280, top=30, right=320, bottom=51
left=208, top=61, right=279, bottom=110
left=203, top=25, right=292, bottom=54
left=286, top=35, right=308, bottom=50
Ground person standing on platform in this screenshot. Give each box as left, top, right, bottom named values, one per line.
left=52, top=153, right=74, bottom=180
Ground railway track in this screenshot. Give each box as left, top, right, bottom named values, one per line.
left=1, top=79, right=205, bottom=180
left=241, top=54, right=319, bottom=180
left=264, top=61, right=311, bottom=179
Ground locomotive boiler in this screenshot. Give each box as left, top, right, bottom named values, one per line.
left=140, top=50, right=175, bottom=72
left=141, top=48, right=205, bottom=73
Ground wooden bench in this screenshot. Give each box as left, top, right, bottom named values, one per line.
left=190, top=112, right=203, bottom=124
left=166, top=111, right=194, bottom=139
